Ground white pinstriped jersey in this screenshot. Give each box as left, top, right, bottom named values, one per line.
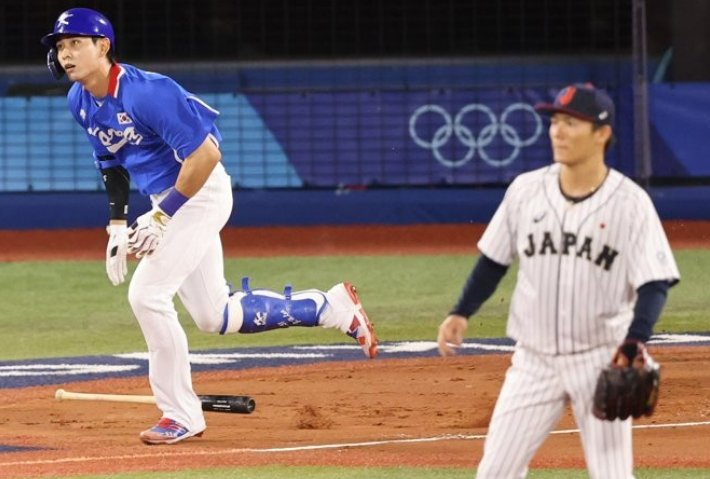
left=478, top=163, right=680, bottom=355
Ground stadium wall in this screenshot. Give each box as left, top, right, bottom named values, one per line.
left=2, top=59, right=709, bottom=229
left=1, top=185, right=709, bottom=230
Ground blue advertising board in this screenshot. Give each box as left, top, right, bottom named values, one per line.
left=650, top=83, right=710, bottom=177
left=2, top=80, right=709, bottom=194
left=251, top=87, right=630, bottom=187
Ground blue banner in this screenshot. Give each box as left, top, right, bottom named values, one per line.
left=0, top=85, right=644, bottom=192
left=252, top=87, right=630, bottom=187
left=650, top=84, right=710, bottom=176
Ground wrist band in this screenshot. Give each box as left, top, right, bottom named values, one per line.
left=159, top=188, right=189, bottom=217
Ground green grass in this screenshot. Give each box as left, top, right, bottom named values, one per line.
left=1, top=250, right=709, bottom=478
left=0, top=249, right=708, bottom=360
left=70, top=466, right=710, bottom=479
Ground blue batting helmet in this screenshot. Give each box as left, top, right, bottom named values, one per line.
left=41, top=8, right=115, bottom=48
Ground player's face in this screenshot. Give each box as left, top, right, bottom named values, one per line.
left=55, top=36, right=108, bottom=82
left=548, top=113, right=605, bottom=166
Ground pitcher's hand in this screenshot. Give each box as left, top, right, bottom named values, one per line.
left=437, top=314, right=468, bottom=356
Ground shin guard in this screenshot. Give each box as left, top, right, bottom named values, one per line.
left=235, top=278, right=326, bottom=334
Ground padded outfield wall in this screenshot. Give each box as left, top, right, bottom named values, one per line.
left=0, top=59, right=709, bottom=228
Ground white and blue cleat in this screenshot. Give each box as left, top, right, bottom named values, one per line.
left=139, top=418, right=205, bottom=445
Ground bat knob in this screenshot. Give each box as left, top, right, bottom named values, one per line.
left=55, top=388, right=65, bottom=400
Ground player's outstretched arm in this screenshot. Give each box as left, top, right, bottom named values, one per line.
left=437, top=315, right=468, bottom=356
left=592, top=280, right=673, bottom=421
left=437, top=254, right=509, bottom=356
left=625, top=280, right=670, bottom=342
left=101, top=164, right=130, bottom=285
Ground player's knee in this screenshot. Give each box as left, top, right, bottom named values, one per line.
left=127, top=282, right=145, bottom=312
left=181, top=299, right=229, bottom=333
left=192, top=312, right=223, bottom=333
left=127, top=282, right=167, bottom=319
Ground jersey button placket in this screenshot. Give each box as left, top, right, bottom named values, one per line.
left=553, top=211, right=567, bottom=355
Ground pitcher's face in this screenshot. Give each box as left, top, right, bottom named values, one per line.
left=549, top=113, right=609, bottom=166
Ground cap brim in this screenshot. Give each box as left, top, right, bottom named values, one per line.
left=40, top=33, right=60, bottom=48
left=534, top=103, right=597, bottom=123
left=41, top=32, right=99, bottom=48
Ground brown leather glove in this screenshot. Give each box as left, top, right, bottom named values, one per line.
left=592, top=340, right=660, bottom=421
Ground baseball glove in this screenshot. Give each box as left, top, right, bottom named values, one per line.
left=592, top=340, right=660, bottom=421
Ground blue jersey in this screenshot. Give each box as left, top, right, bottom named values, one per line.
left=67, top=63, right=222, bottom=195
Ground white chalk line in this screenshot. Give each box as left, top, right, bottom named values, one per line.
left=1, top=420, right=709, bottom=469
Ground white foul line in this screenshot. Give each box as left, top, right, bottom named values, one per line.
left=1, top=420, right=709, bottom=469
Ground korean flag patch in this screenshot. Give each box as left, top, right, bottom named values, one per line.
left=117, top=112, right=133, bottom=125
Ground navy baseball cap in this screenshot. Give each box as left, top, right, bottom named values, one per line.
left=535, top=83, right=615, bottom=127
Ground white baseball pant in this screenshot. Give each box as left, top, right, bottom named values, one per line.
left=128, top=163, right=233, bottom=432
left=476, top=344, right=634, bottom=479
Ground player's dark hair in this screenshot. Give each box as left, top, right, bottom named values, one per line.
left=592, top=124, right=613, bottom=153
left=91, top=37, right=117, bottom=64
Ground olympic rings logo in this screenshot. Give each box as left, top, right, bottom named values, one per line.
left=409, top=103, right=543, bottom=168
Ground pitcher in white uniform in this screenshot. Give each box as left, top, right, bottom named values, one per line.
left=437, top=83, right=679, bottom=478
left=42, top=8, right=378, bottom=446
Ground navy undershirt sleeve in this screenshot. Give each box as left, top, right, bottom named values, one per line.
left=626, top=280, right=671, bottom=342
left=450, top=254, right=509, bottom=319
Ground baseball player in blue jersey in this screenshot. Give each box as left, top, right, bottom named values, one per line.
left=437, top=84, right=679, bottom=478
left=42, top=8, right=377, bottom=446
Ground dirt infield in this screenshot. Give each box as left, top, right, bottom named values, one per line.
left=0, top=348, right=709, bottom=478
left=0, top=222, right=709, bottom=477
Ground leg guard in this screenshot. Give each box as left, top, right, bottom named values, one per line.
left=221, top=278, right=327, bottom=334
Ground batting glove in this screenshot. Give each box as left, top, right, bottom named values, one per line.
left=106, top=223, right=129, bottom=286
left=127, top=206, right=171, bottom=258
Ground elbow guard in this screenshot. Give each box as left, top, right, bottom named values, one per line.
left=101, top=166, right=130, bottom=220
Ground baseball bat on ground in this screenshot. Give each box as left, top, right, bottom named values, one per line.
left=54, top=388, right=256, bottom=414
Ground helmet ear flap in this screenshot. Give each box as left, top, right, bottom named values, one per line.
left=47, top=48, right=65, bottom=80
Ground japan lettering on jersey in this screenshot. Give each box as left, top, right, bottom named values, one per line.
left=478, top=164, right=680, bottom=355
left=67, top=63, right=223, bottom=195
